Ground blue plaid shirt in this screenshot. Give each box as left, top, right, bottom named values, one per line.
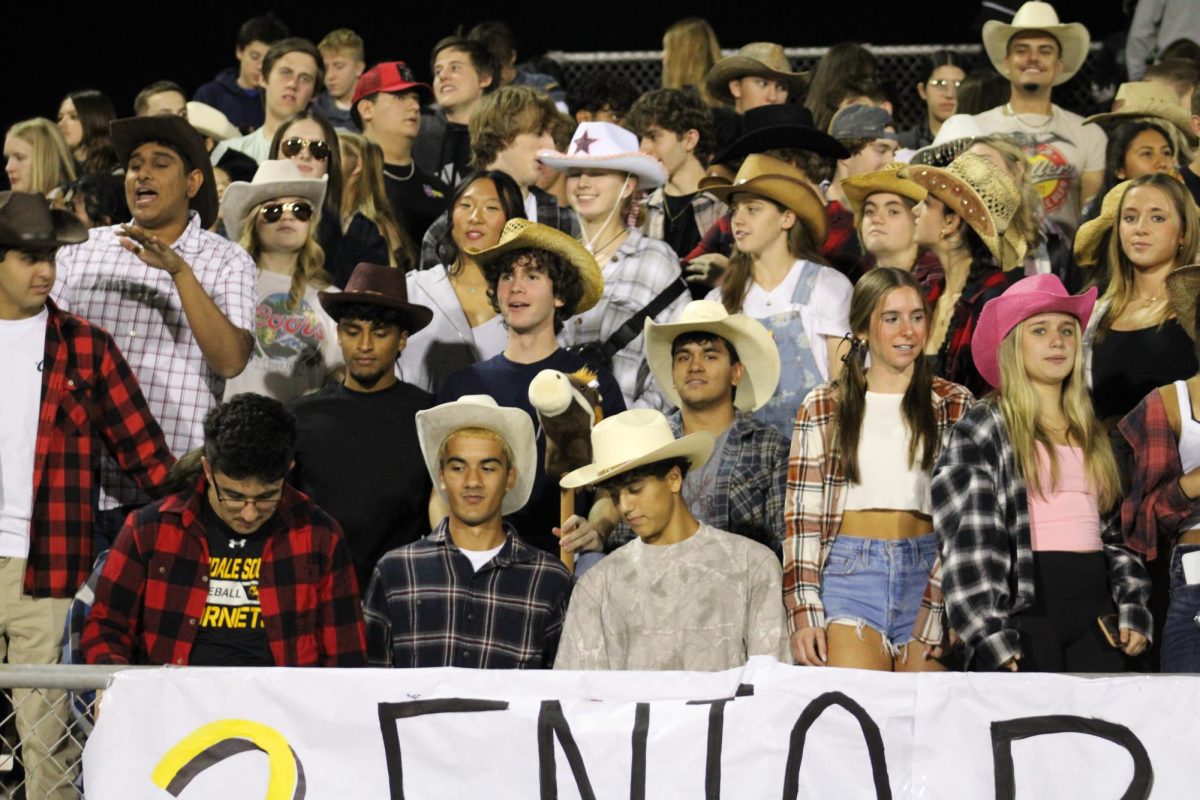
left=363, top=520, right=573, bottom=669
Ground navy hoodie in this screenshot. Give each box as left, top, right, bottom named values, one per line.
left=193, top=67, right=264, bottom=133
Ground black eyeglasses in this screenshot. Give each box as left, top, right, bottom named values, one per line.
left=210, top=479, right=283, bottom=512
left=259, top=202, right=314, bottom=223
left=280, top=137, right=330, bottom=161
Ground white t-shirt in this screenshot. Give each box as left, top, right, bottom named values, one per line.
left=0, top=309, right=48, bottom=557
left=210, top=129, right=271, bottom=166
left=460, top=543, right=504, bottom=572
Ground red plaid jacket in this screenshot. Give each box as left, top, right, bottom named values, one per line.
left=31, top=300, right=173, bottom=598
left=81, top=477, right=366, bottom=667
left=926, top=264, right=1014, bottom=398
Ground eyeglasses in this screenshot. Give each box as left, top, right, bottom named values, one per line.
left=210, top=479, right=283, bottom=513
left=927, top=79, right=963, bottom=91
left=280, top=137, right=330, bottom=161
left=259, top=202, right=314, bottom=223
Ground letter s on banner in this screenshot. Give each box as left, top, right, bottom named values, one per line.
left=151, top=719, right=306, bottom=800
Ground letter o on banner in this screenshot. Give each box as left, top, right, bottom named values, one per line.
left=151, top=719, right=306, bottom=799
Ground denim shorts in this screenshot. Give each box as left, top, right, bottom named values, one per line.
left=819, top=533, right=939, bottom=650
left=1162, top=542, right=1200, bottom=673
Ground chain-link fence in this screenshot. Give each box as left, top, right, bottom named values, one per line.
left=0, top=665, right=133, bottom=799
left=546, top=43, right=1116, bottom=130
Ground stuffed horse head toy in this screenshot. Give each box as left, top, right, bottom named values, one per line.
left=527, top=368, right=604, bottom=478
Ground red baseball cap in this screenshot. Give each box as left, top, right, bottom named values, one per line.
left=351, top=62, right=432, bottom=107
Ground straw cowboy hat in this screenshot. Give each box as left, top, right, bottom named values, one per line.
left=910, top=114, right=986, bottom=167
left=982, top=1, right=1090, bottom=86
left=971, top=274, right=1097, bottom=388
left=1072, top=180, right=1131, bottom=267
left=900, top=153, right=1028, bottom=271
left=560, top=409, right=715, bottom=489
left=416, top=395, right=537, bottom=515
left=318, top=262, right=434, bottom=334
left=1167, top=264, right=1200, bottom=340
left=111, top=115, right=219, bottom=229
left=644, top=300, right=782, bottom=412
left=186, top=101, right=239, bottom=142
left=699, top=153, right=828, bottom=245
left=714, top=104, right=848, bottom=164
left=220, top=159, right=328, bottom=237
left=704, top=43, right=810, bottom=106
left=0, top=191, right=87, bottom=250
left=471, top=218, right=605, bottom=314
left=537, top=122, right=666, bottom=190
left=1084, top=81, right=1198, bottom=148
left=841, top=163, right=929, bottom=222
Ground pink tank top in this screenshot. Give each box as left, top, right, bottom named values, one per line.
left=1027, top=444, right=1103, bottom=552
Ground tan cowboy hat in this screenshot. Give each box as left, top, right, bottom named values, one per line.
left=416, top=395, right=537, bottom=515
left=470, top=218, right=604, bottom=314
left=560, top=409, right=714, bottom=489
left=221, top=160, right=328, bottom=237
left=842, top=163, right=929, bottom=223
left=1084, top=82, right=1198, bottom=148
left=901, top=153, right=1027, bottom=271
left=1167, top=264, right=1200, bottom=340
left=982, top=1, right=1090, bottom=86
left=1072, top=180, right=1131, bottom=267
left=699, top=153, right=828, bottom=245
left=644, top=300, right=782, bottom=412
left=537, top=122, right=667, bottom=190
left=704, top=43, right=810, bottom=106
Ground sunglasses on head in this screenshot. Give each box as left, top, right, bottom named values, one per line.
left=258, top=201, right=314, bottom=223
left=280, top=137, right=330, bottom=161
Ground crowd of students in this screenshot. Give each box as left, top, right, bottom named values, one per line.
left=2, top=1, right=1200, bottom=791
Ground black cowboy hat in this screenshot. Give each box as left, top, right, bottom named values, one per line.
left=111, top=116, right=219, bottom=229
left=714, top=104, right=849, bottom=165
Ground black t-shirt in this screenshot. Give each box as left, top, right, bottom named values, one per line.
left=662, top=191, right=703, bottom=261
left=437, top=349, right=627, bottom=554
left=189, top=504, right=275, bottom=667
left=1184, top=166, right=1200, bottom=208
left=290, top=380, right=434, bottom=591
left=1091, top=319, right=1198, bottom=423
left=383, top=162, right=450, bottom=248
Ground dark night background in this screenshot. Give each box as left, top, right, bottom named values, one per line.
left=3, top=2, right=1128, bottom=128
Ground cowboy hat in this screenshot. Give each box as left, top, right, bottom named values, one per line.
left=318, top=262, right=434, bottom=334
left=416, top=395, right=536, bottom=515
left=900, top=153, right=1027, bottom=270
left=537, top=122, right=666, bottom=190
left=1167, top=264, right=1200, bottom=340
left=910, top=114, right=985, bottom=167
left=704, top=43, right=810, bottom=107
left=220, top=160, right=328, bottom=238
left=111, top=115, right=219, bottom=229
left=644, top=300, right=781, bottom=412
left=1072, top=180, right=1131, bottom=267
left=1084, top=81, right=1198, bottom=148
left=699, top=154, right=828, bottom=245
left=971, top=274, right=1097, bottom=389
left=560, top=408, right=715, bottom=489
left=981, top=1, right=1090, bottom=86
left=714, top=104, right=848, bottom=164
left=0, top=191, right=88, bottom=250
left=186, top=101, right=239, bottom=142
left=470, top=218, right=605, bottom=314
left=841, top=163, right=929, bottom=221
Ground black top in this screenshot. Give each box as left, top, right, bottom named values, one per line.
left=383, top=162, right=450, bottom=247
left=1091, top=318, right=1198, bottom=423
left=317, top=212, right=391, bottom=289
left=188, top=504, right=275, bottom=667
left=662, top=191, right=703, bottom=260
left=1183, top=166, right=1200, bottom=209
left=437, top=349, right=627, bottom=554
left=289, top=380, right=435, bottom=591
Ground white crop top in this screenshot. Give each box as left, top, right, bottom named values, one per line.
left=843, top=392, right=932, bottom=514
left=1175, top=381, right=1200, bottom=532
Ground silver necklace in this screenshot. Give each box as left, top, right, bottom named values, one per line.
left=1005, top=102, right=1054, bottom=133
left=383, top=162, right=415, bottom=181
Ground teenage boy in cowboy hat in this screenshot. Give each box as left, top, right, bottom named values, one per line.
left=289, top=262, right=436, bottom=593
left=363, top=395, right=572, bottom=668
left=54, top=115, right=256, bottom=549
left=0, top=192, right=173, bottom=797
left=554, top=409, right=789, bottom=670
left=973, top=0, right=1105, bottom=235
left=438, top=219, right=626, bottom=558
left=703, top=43, right=809, bottom=159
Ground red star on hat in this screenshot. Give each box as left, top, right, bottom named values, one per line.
left=572, top=129, right=597, bottom=154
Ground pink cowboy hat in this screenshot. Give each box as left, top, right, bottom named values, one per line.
left=971, top=274, right=1097, bottom=389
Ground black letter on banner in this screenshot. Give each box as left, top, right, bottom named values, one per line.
left=630, top=703, right=649, bottom=800
left=781, top=691, right=891, bottom=800
left=377, top=698, right=509, bottom=800
left=538, top=700, right=598, bottom=800
left=990, top=715, right=1153, bottom=800
left=687, top=683, right=755, bottom=800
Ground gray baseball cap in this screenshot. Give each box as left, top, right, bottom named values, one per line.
left=828, top=104, right=899, bottom=142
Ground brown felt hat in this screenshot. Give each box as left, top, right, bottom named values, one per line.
left=0, top=191, right=88, bottom=250
left=318, top=263, right=433, bottom=334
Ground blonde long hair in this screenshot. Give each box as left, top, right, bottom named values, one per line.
left=662, top=18, right=722, bottom=106
left=239, top=201, right=330, bottom=310
left=995, top=318, right=1121, bottom=510
left=338, top=132, right=416, bottom=268
left=7, top=118, right=76, bottom=196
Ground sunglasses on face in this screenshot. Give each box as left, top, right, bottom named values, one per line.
left=259, top=202, right=314, bottom=223
left=280, top=137, right=330, bottom=161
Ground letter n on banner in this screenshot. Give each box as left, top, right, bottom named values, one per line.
left=782, top=691, right=892, bottom=799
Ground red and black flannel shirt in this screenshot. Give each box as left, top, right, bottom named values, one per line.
left=81, top=477, right=367, bottom=667
left=31, top=300, right=173, bottom=599
left=926, top=264, right=1015, bottom=399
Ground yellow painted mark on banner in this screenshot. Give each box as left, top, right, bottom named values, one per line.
left=151, top=718, right=304, bottom=799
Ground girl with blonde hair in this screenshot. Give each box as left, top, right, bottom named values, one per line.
left=4, top=118, right=77, bottom=196
left=661, top=18, right=722, bottom=107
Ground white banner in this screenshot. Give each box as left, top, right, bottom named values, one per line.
left=83, top=657, right=1189, bottom=798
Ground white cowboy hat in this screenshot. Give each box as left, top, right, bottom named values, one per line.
left=982, top=2, right=1090, bottom=86
left=560, top=409, right=714, bottom=489
left=537, top=122, right=667, bottom=190
left=220, top=160, right=327, bottom=237
left=187, top=101, right=239, bottom=142
left=644, top=300, right=781, bottom=412
left=910, top=113, right=986, bottom=166
left=416, top=395, right=537, bottom=515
